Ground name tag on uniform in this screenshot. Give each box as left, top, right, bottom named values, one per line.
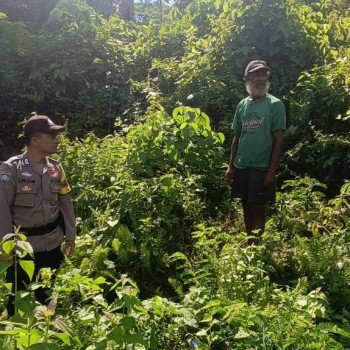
left=18, top=178, right=35, bottom=184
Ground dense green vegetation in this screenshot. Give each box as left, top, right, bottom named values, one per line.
left=0, top=0, right=350, bottom=348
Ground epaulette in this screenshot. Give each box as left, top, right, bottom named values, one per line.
left=47, top=157, right=60, bottom=165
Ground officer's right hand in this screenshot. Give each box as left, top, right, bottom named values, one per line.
left=0, top=254, right=13, bottom=263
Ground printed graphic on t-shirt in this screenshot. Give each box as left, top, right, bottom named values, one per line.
left=242, top=112, right=265, bottom=133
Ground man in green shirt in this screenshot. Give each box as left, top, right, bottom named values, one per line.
left=224, top=60, right=286, bottom=244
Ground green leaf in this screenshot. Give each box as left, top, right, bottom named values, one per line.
left=15, top=291, right=36, bottom=314
left=2, top=240, right=16, bottom=255
left=19, top=260, right=35, bottom=281
left=108, top=219, right=119, bottom=227
left=112, top=238, right=121, bottom=251
left=172, top=107, right=180, bottom=118
left=92, top=294, right=108, bottom=307
left=16, top=240, right=34, bottom=256
left=94, top=339, right=108, bottom=350
left=198, top=113, right=211, bottom=131
left=234, top=329, right=250, bottom=339
left=121, top=316, right=136, bottom=331
left=217, top=132, right=225, bottom=143
left=0, top=330, right=19, bottom=335
left=17, top=329, right=42, bottom=347
left=126, top=332, right=146, bottom=345
left=0, top=261, right=11, bottom=274
left=173, top=113, right=188, bottom=124
left=181, top=128, right=191, bottom=141
left=108, top=326, right=125, bottom=346
left=94, top=276, right=107, bottom=285
left=149, top=332, right=158, bottom=350
left=54, top=332, right=71, bottom=345
left=28, top=343, right=62, bottom=350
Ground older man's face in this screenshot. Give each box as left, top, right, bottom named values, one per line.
left=245, top=69, right=270, bottom=98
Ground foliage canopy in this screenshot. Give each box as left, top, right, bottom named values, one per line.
left=0, top=0, right=350, bottom=348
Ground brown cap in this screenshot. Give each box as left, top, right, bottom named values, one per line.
left=24, top=115, right=65, bottom=137
left=244, top=60, right=270, bottom=76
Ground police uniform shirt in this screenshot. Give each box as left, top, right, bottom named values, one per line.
left=0, top=152, right=76, bottom=252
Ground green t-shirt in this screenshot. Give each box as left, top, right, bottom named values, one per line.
left=232, top=93, right=286, bottom=169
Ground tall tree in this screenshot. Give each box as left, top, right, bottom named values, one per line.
left=0, top=0, right=59, bottom=31
left=85, top=0, right=118, bottom=17
left=119, top=0, right=135, bottom=21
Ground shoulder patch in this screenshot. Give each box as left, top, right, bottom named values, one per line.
left=47, top=157, right=59, bottom=164
left=0, top=171, right=11, bottom=184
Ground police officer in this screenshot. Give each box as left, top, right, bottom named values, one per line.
left=0, top=114, right=76, bottom=316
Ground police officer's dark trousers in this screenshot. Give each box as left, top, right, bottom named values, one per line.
left=6, top=245, right=63, bottom=316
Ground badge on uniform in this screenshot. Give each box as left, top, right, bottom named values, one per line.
left=49, top=166, right=58, bottom=178
left=0, top=171, right=11, bottom=184
left=21, top=172, right=33, bottom=177
left=21, top=185, right=32, bottom=192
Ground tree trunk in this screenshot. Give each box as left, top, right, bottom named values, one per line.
left=119, top=0, right=134, bottom=21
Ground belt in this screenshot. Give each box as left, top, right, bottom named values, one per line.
left=21, top=217, right=60, bottom=237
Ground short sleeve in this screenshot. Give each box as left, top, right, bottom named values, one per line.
left=232, top=100, right=243, bottom=133
left=271, top=100, right=286, bottom=132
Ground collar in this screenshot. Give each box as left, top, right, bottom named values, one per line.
left=248, top=94, right=268, bottom=103
left=20, top=151, right=50, bottom=175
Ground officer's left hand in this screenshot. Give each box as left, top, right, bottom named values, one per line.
left=64, top=240, right=75, bottom=257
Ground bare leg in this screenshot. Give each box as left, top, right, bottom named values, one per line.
left=242, top=202, right=266, bottom=245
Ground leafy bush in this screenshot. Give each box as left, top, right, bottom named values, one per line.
left=283, top=133, right=350, bottom=196
left=1, top=1, right=350, bottom=348
left=2, top=119, right=350, bottom=349
left=289, top=59, right=350, bottom=139
left=58, top=106, right=226, bottom=297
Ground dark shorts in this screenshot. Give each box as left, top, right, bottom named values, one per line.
left=230, top=167, right=276, bottom=204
